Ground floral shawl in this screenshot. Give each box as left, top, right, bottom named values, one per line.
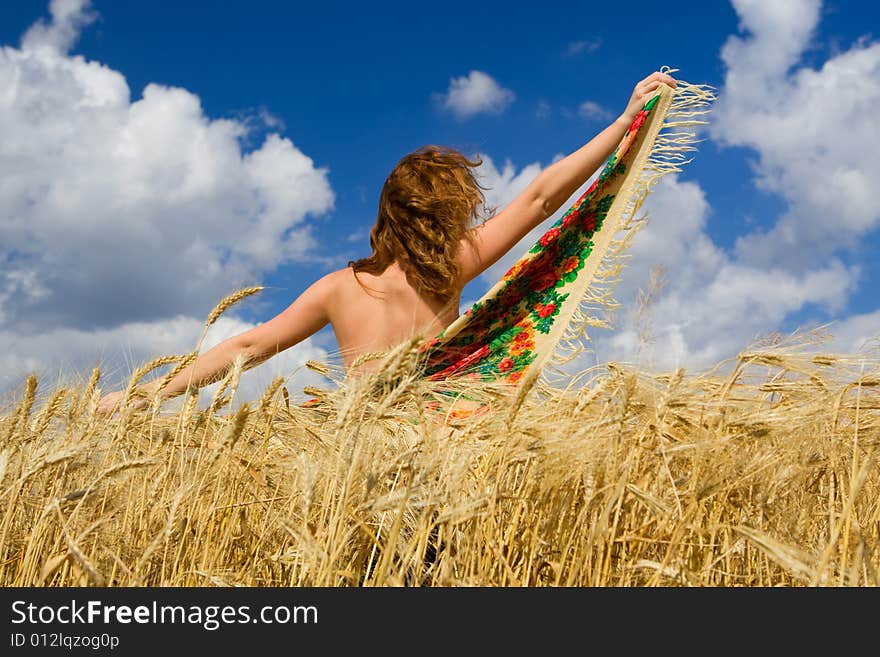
left=416, top=75, right=714, bottom=392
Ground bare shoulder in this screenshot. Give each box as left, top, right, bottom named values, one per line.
left=321, top=267, right=351, bottom=283
left=308, top=268, right=337, bottom=288
left=325, top=267, right=356, bottom=286
left=311, top=267, right=353, bottom=299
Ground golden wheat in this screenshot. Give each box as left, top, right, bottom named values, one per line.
left=205, top=286, right=264, bottom=328
left=1, top=333, right=877, bottom=587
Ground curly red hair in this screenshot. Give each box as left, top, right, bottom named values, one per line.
left=350, top=145, right=491, bottom=302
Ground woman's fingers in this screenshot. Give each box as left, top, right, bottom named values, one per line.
left=636, top=77, right=675, bottom=99
left=635, top=81, right=661, bottom=98
left=638, top=71, right=676, bottom=90
left=621, top=70, right=677, bottom=122
left=96, top=390, right=124, bottom=416
left=643, top=70, right=675, bottom=84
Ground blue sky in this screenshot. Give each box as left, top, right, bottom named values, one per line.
left=1, top=0, right=878, bottom=400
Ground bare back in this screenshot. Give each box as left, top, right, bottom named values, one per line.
left=326, top=262, right=461, bottom=374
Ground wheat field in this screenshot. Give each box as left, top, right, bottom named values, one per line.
left=0, top=307, right=878, bottom=587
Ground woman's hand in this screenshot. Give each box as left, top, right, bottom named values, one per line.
left=618, top=71, right=677, bottom=125
left=96, top=389, right=149, bottom=416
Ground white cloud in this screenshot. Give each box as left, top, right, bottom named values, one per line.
left=436, top=70, right=515, bottom=119
left=710, top=0, right=880, bottom=269
left=592, top=176, right=859, bottom=370
left=821, top=310, right=880, bottom=355
left=0, top=2, right=337, bottom=404
left=21, top=0, right=97, bottom=54
left=720, top=0, right=821, bottom=88
left=578, top=100, right=613, bottom=122
left=0, top=3, right=334, bottom=334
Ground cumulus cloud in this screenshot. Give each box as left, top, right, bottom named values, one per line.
left=0, top=2, right=336, bottom=401
left=21, top=0, right=97, bottom=54
left=0, top=4, right=334, bottom=333
left=592, top=176, right=858, bottom=370
left=821, top=309, right=880, bottom=354
left=436, top=71, right=515, bottom=119
left=710, top=0, right=880, bottom=269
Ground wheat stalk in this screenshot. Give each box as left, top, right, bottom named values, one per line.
left=0, top=331, right=876, bottom=587
left=205, top=286, right=264, bottom=328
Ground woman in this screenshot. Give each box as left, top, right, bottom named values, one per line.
left=97, top=70, right=676, bottom=415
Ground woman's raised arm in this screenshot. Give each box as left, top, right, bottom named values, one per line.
left=456, top=70, right=676, bottom=284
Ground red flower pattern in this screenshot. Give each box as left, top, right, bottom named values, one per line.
left=629, top=109, right=648, bottom=133
left=539, top=227, right=560, bottom=247
left=537, top=303, right=556, bottom=318
left=509, top=338, right=533, bottom=356
left=513, top=329, right=532, bottom=344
